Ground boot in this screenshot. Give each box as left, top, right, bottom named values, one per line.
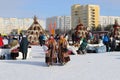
left=53, top=58, right=57, bottom=63
left=64, top=56, right=70, bottom=63
left=45, top=57, right=50, bottom=63
left=82, top=50, right=86, bottom=54
left=24, top=53, right=27, bottom=59
left=22, top=53, right=25, bottom=59
left=77, top=50, right=82, bottom=54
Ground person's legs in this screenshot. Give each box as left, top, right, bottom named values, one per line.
left=24, top=53, right=27, bottom=59
left=106, top=42, right=109, bottom=52
left=22, top=53, right=25, bottom=59
left=82, top=50, right=86, bottom=54
left=11, top=53, right=14, bottom=59
left=104, top=42, right=109, bottom=52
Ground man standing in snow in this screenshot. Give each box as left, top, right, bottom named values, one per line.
left=20, top=35, right=29, bottom=60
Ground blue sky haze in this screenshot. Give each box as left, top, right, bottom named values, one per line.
left=0, top=0, right=119, bottom=19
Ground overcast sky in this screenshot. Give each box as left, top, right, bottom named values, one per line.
left=0, top=0, right=120, bottom=19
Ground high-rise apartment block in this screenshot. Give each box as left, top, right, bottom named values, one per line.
left=71, top=4, right=100, bottom=29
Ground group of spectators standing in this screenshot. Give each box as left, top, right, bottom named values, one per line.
left=72, top=31, right=118, bottom=53
left=0, top=33, right=29, bottom=60
left=0, top=30, right=118, bottom=66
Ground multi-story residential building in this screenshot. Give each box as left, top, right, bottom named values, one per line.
left=59, top=16, right=71, bottom=31
left=0, top=17, right=45, bottom=34
left=71, top=4, right=100, bottom=29
left=46, top=16, right=71, bottom=32
left=46, top=16, right=60, bottom=30
left=100, top=16, right=120, bottom=27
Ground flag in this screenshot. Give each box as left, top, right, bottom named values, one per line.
left=49, top=22, right=52, bottom=34
left=54, top=21, right=56, bottom=29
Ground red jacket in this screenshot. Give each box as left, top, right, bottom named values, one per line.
left=0, top=37, right=4, bottom=47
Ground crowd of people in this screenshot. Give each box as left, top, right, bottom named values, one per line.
left=0, top=32, right=71, bottom=66
left=0, top=33, right=29, bottom=60
left=0, top=29, right=119, bottom=67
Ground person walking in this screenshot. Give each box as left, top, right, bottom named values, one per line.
left=20, top=35, right=29, bottom=60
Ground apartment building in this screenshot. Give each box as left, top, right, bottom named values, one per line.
left=100, top=16, right=120, bottom=27
left=46, top=16, right=71, bottom=32
left=71, top=4, right=100, bottom=29
left=0, top=17, right=45, bottom=34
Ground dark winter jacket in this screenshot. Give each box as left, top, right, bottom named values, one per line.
left=20, top=37, right=29, bottom=54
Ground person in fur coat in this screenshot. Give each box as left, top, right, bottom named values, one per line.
left=57, top=35, right=70, bottom=65
left=45, top=35, right=57, bottom=66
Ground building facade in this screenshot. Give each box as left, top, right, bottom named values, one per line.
left=71, top=4, right=100, bottom=30
left=100, top=16, right=120, bottom=27
left=46, top=16, right=71, bottom=32
left=0, top=17, right=45, bottom=34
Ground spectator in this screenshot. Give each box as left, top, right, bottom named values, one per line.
left=102, top=33, right=110, bottom=52
left=3, top=36, right=8, bottom=46
left=109, top=36, right=116, bottom=51
left=39, top=32, right=46, bottom=46
left=9, top=37, right=19, bottom=60
left=0, top=33, right=4, bottom=47
left=20, top=35, right=29, bottom=60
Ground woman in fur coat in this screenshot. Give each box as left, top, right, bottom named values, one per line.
left=45, top=35, right=57, bottom=66
left=57, top=35, right=70, bottom=65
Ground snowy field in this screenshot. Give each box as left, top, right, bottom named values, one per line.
left=0, top=46, right=120, bottom=80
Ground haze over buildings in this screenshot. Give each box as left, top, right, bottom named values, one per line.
left=0, top=17, right=45, bottom=34
left=0, top=0, right=120, bottom=34
left=46, top=16, right=71, bottom=32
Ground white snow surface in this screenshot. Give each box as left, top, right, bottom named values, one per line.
left=0, top=46, right=120, bottom=80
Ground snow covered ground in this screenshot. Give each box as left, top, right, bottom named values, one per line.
left=0, top=46, right=120, bottom=80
